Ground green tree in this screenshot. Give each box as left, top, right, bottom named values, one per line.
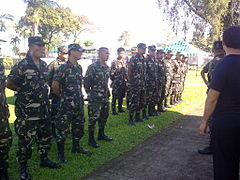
left=158, top=0, right=240, bottom=50
left=10, top=36, right=21, bottom=56
left=84, top=40, right=94, bottom=47
left=0, top=14, right=14, bottom=32
left=118, top=31, right=130, bottom=47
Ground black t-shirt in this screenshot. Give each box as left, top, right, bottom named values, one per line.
left=209, top=54, right=240, bottom=129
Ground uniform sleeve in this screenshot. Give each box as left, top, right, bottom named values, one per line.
left=128, top=57, right=135, bottom=70
left=7, top=63, right=24, bottom=86
left=53, top=65, right=65, bottom=84
left=209, top=61, right=227, bottom=92
left=84, top=65, right=94, bottom=94
left=0, top=64, right=5, bottom=82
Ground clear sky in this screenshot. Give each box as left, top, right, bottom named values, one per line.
left=0, top=0, right=182, bottom=54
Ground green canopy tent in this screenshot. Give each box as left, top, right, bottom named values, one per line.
left=163, top=40, right=210, bottom=66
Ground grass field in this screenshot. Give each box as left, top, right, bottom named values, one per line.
left=5, top=70, right=207, bottom=180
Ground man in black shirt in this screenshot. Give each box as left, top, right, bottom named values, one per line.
left=199, top=26, right=240, bottom=180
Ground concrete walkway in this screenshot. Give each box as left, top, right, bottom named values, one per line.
left=81, top=104, right=213, bottom=180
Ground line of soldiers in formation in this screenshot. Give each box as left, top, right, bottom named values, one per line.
left=0, top=36, right=188, bottom=180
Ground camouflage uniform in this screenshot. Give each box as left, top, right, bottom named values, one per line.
left=48, top=57, right=66, bottom=138
left=110, top=58, right=127, bottom=113
left=8, top=54, right=52, bottom=164
left=128, top=53, right=146, bottom=113
left=156, top=58, right=167, bottom=110
left=145, top=55, right=158, bottom=113
left=0, top=62, right=12, bottom=176
left=164, top=58, right=173, bottom=106
left=53, top=60, right=85, bottom=143
left=84, top=60, right=110, bottom=136
left=178, top=59, right=188, bottom=100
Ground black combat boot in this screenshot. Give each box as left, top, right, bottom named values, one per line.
left=88, top=126, right=100, bottom=148
left=40, top=154, right=61, bottom=168
left=20, top=163, right=31, bottom=180
left=112, top=97, right=118, bottom=115
left=148, top=105, right=154, bottom=116
left=135, top=111, right=143, bottom=122
left=152, top=105, right=159, bottom=116
left=128, top=112, right=136, bottom=126
left=118, top=98, right=125, bottom=113
left=57, top=142, right=68, bottom=163
left=72, top=139, right=91, bottom=155
left=98, top=126, right=113, bottom=141
left=142, top=109, right=149, bottom=121
left=157, top=103, right=166, bottom=112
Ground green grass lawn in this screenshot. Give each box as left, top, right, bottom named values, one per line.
left=5, top=70, right=207, bottom=180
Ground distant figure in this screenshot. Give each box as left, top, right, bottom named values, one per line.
left=199, top=26, right=240, bottom=180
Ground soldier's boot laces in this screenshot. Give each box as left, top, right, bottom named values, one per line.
left=98, top=127, right=113, bottom=141
left=57, top=142, right=68, bottom=163
left=20, top=163, right=31, bottom=180
left=40, top=155, right=61, bottom=168
left=88, top=127, right=100, bottom=148
left=142, top=109, right=149, bottom=121
left=128, top=113, right=136, bottom=126
left=72, top=140, right=92, bottom=155
left=135, top=112, right=143, bottom=122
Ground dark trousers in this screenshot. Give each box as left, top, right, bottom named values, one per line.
left=212, top=127, right=240, bottom=180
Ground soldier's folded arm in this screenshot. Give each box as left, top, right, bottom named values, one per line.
left=51, top=80, right=60, bottom=96
left=7, top=64, right=24, bottom=91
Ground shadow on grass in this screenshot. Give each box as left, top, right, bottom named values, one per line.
left=7, top=96, right=16, bottom=105
left=7, top=108, right=185, bottom=180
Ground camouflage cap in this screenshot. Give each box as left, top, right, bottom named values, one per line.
left=58, top=46, right=68, bottom=54
left=213, top=41, right=223, bottom=50
left=68, top=44, right=85, bottom=52
left=137, top=43, right=147, bottom=49
left=148, top=45, right=156, bottom=51
left=156, top=49, right=165, bottom=54
left=28, top=36, right=48, bottom=45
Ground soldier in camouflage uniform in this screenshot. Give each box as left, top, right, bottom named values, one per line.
left=48, top=46, right=68, bottom=140
left=110, top=47, right=127, bottom=115
left=7, top=36, right=60, bottom=180
left=156, top=49, right=167, bottom=112
left=178, top=54, right=188, bottom=102
left=170, top=52, right=182, bottom=105
left=146, top=45, right=158, bottom=116
left=163, top=50, right=174, bottom=108
left=84, top=47, right=113, bottom=148
left=127, top=43, right=148, bottom=126
left=52, top=44, right=91, bottom=163
left=198, top=41, right=225, bottom=155
left=0, top=60, right=12, bottom=180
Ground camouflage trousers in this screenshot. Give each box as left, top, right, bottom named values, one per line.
left=128, top=86, right=146, bottom=113
left=55, top=106, right=85, bottom=143
left=0, top=109, right=12, bottom=170
left=146, top=83, right=158, bottom=106
left=14, top=118, right=52, bottom=164
left=165, top=76, right=172, bottom=97
left=171, top=78, right=181, bottom=96
left=88, top=101, right=109, bottom=128
left=111, top=84, right=126, bottom=98
left=157, top=82, right=166, bottom=104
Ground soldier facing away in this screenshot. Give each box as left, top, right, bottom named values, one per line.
left=110, top=47, right=127, bottom=115
left=7, top=36, right=60, bottom=180
left=48, top=46, right=68, bottom=140
left=52, top=44, right=91, bottom=164
left=0, top=60, right=12, bottom=180
left=84, top=47, right=113, bottom=148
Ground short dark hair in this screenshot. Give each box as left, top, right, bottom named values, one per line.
left=223, top=26, right=240, bottom=49
left=117, top=47, right=125, bottom=53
